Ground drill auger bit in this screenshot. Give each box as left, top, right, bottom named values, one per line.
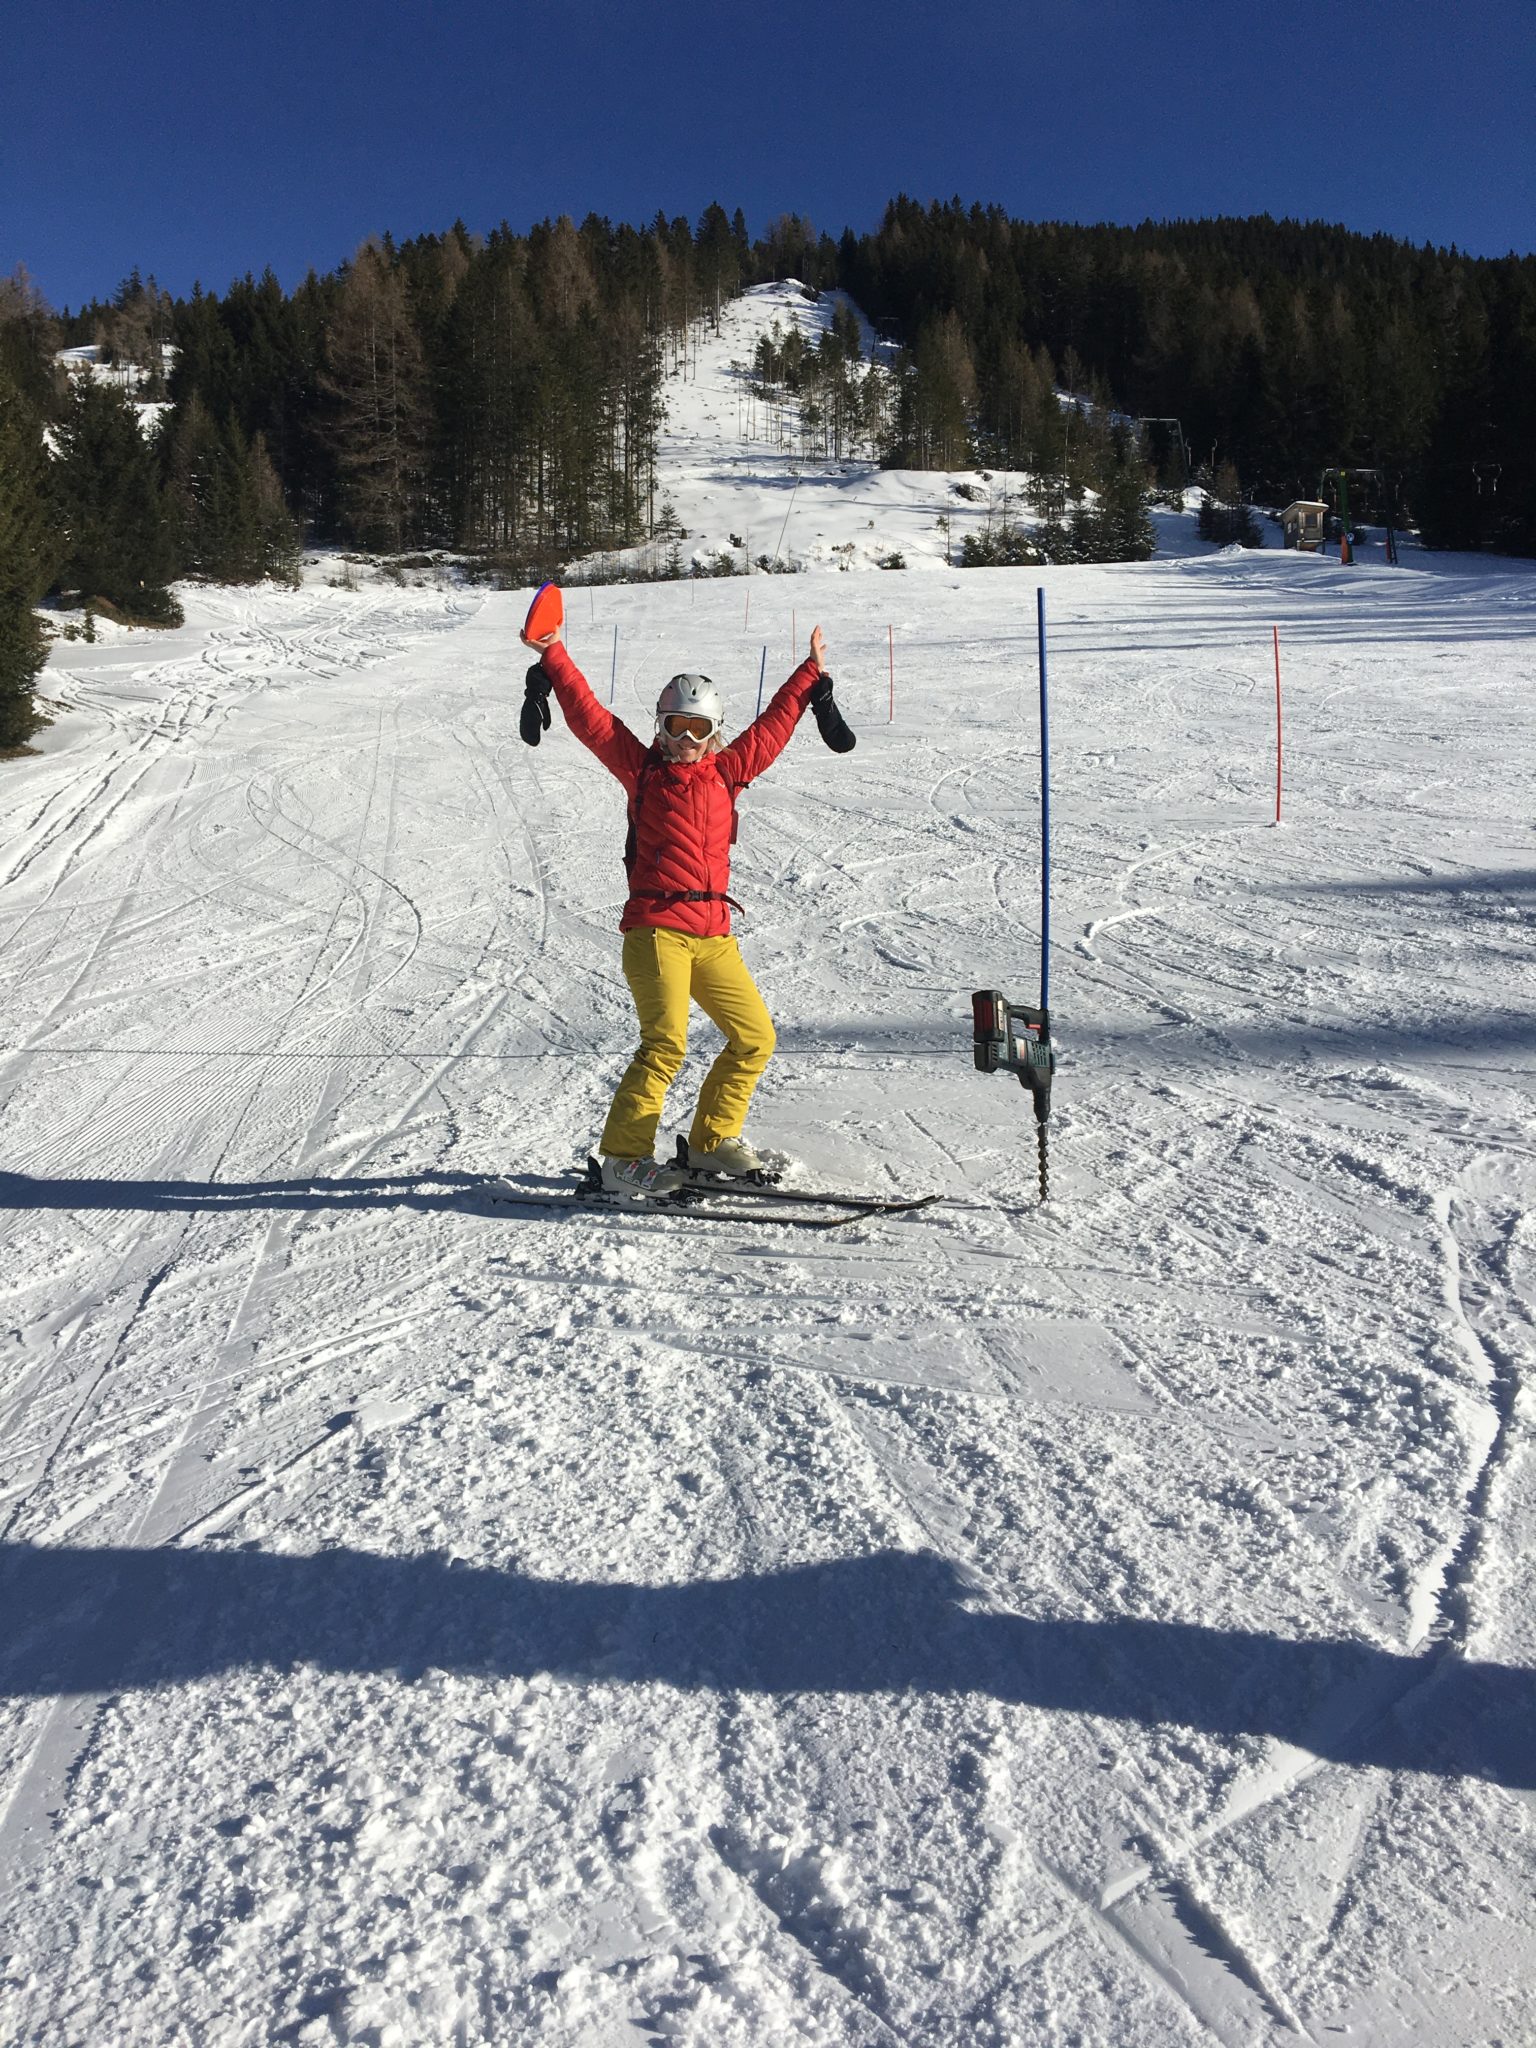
left=972, top=991, right=1056, bottom=1207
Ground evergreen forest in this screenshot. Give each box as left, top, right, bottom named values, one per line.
left=2, top=198, right=1533, bottom=750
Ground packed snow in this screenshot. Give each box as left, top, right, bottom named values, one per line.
left=2, top=287, right=1534, bottom=2046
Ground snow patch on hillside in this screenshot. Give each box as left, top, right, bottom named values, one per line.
left=587, top=282, right=1384, bottom=581
left=590, top=281, right=1052, bottom=576
left=53, top=341, right=175, bottom=437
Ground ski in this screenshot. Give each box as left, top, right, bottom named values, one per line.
left=679, top=1176, right=942, bottom=1217
left=468, top=1168, right=941, bottom=1232
left=471, top=1186, right=926, bottom=1232
left=668, top=1138, right=942, bottom=1215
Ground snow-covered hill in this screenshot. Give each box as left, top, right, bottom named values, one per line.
left=1, top=340, right=1534, bottom=2043
left=607, top=280, right=1281, bottom=577
left=648, top=279, right=972, bottom=575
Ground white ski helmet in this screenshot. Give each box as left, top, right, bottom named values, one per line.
left=655, top=672, right=723, bottom=740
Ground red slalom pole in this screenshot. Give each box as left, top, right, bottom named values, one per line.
left=1273, top=625, right=1284, bottom=824
left=888, top=624, right=895, bottom=723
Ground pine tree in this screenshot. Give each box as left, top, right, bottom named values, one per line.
left=0, top=266, right=61, bottom=416
left=1033, top=512, right=1069, bottom=564
left=695, top=204, right=740, bottom=330
left=167, top=398, right=301, bottom=584
left=248, top=432, right=302, bottom=583
left=1029, top=349, right=1067, bottom=477
left=1066, top=396, right=1116, bottom=495
left=52, top=374, right=181, bottom=622
left=320, top=242, right=429, bottom=551
left=0, top=366, right=59, bottom=747
left=915, top=313, right=976, bottom=468
left=1095, top=429, right=1156, bottom=559
left=167, top=393, right=241, bottom=577
left=762, top=215, right=817, bottom=284
left=1416, top=281, right=1499, bottom=549
left=439, top=242, right=543, bottom=555
left=529, top=216, right=597, bottom=327
left=979, top=335, right=1042, bottom=469
left=1064, top=501, right=1097, bottom=563
left=1198, top=460, right=1261, bottom=548
left=104, top=272, right=175, bottom=397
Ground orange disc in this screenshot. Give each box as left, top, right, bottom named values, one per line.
left=523, top=582, right=564, bottom=641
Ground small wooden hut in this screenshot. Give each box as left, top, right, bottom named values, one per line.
left=1282, top=501, right=1328, bottom=551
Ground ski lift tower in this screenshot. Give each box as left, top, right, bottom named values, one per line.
left=1319, top=467, right=1380, bottom=565
left=1139, top=417, right=1191, bottom=489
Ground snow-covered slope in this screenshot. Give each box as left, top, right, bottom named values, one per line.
left=629, top=280, right=1286, bottom=575
left=1, top=350, right=1534, bottom=2043
left=634, top=281, right=1048, bottom=574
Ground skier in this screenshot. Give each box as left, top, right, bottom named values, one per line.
left=519, top=616, right=849, bottom=1198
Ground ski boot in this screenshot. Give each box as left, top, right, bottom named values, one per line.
left=595, top=1153, right=685, bottom=1200
left=677, top=1135, right=780, bottom=1186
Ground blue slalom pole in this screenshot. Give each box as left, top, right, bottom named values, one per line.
left=1037, top=587, right=1051, bottom=1012
left=756, top=646, right=767, bottom=716
left=968, top=591, right=1056, bottom=1201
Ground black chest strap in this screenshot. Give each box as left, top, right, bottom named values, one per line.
left=632, top=887, right=745, bottom=915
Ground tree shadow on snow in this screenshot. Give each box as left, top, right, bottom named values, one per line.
left=0, top=1542, right=1528, bottom=1791
left=1273, top=867, right=1536, bottom=898
left=1070, top=1009, right=1536, bottom=1067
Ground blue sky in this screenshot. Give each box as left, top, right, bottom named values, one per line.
left=6, top=0, right=1532, bottom=309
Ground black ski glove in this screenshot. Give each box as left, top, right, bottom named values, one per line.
left=520, top=662, right=552, bottom=747
left=808, top=672, right=856, bottom=753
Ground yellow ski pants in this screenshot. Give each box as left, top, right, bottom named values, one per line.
left=601, top=928, right=777, bottom=1159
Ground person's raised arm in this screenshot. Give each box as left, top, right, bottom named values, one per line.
left=720, top=624, right=853, bottom=782
left=520, top=621, right=647, bottom=784
left=804, top=626, right=855, bottom=753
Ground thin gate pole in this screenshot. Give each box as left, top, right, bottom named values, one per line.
left=1038, top=588, right=1052, bottom=1010
left=1273, top=625, right=1283, bottom=824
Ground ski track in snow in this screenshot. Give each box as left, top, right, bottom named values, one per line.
left=2, top=290, right=1535, bottom=2044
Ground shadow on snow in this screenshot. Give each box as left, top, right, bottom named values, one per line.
left=0, top=1169, right=563, bottom=1216
left=1, top=1543, right=1528, bottom=1790
left=1274, top=867, right=1536, bottom=898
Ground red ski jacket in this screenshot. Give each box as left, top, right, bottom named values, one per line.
left=541, top=642, right=819, bottom=936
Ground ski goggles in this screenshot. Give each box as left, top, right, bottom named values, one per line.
left=660, top=713, right=717, bottom=741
